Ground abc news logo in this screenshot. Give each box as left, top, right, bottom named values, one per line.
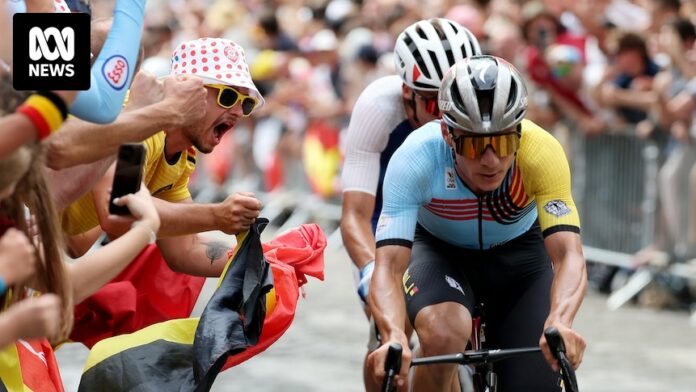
left=13, top=13, right=90, bottom=90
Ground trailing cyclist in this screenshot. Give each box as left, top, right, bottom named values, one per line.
left=367, top=55, right=587, bottom=391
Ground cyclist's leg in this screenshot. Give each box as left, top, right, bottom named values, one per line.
left=405, top=227, right=476, bottom=392
left=480, top=226, right=561, bottom=392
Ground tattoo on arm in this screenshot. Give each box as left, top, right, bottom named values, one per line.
left=203, top=241, right=230, bottom=264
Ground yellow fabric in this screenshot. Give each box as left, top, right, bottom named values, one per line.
left=0, top=343, right=30, bottom=392
left=517, top=119, right=581, bottom=233
left=25, top=95, right=62, bottom=133
left=61, top=131, right=197, bottom=236
left=82, top=318, right=199, bottom=373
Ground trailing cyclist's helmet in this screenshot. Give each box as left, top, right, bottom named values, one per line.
left=394, top=18, right=482, bottom=92
left=439, top=55, right=528, bottom=134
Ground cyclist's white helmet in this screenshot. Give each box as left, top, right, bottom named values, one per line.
left=394, top=18, right=482, bottom=92
left=439, top=55, right=528, bottom=134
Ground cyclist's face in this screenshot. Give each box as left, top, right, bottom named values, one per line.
left=404, top=86, right=439, bottom=127
left=443, top=123, right=516, bottom=194
left=185, top=85, right=245, bottom=153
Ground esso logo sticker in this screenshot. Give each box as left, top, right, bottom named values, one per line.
left=102, top=55, right=129, bottom=90
left=224, top=46, right=239, bottom=63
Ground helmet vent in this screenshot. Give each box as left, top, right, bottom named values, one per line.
left=428, top=50, right=442, bottom=80
left=506, top=82, right=517, bottom=112
left=415, top=25, right=428, bottom=39
left=476, top=89, right=494, bottom=124
left=450, top=82, right=467, bottom=118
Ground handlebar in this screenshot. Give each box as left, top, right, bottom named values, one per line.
left=544, top=327, right=579, bottom=392
left=381, top=343, right=402, bottom=392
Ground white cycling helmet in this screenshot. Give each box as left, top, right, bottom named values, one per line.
left=394, top=18, right=482, bottom=92
left=439, top=55, right=528, bottom=134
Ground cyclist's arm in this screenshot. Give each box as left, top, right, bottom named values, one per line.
left=543, top=231, right=587, bottom=369
left=544, top=232, right=586, bottom=328
left=370, top=244, right=411, bottom=345
left=341, top=191, right=376, bottom=269
left=520, top=121, right=587, bottom=369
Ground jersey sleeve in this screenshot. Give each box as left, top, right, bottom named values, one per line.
left=341, top=80, right=400, bottom=195
left=375, top=132, right=434, bottom=247
left=519, top=121, right=581, bottom=237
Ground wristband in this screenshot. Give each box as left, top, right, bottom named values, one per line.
left=24, top=94, right=63, bottom=132
left=0, top=275, right=6, bottom=295
left=36, top=91, right=68, bottom=120
left=16, top=104, right=51, bottom=140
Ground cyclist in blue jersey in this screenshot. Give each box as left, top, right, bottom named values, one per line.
left=367, top=56, right=587, bottom=391
left=340, top=18, right=481, bottom=392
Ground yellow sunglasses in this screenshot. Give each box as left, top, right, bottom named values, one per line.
left=206, top=84, right=259, bottom=116
left=447, top=125, right=521, bottom=160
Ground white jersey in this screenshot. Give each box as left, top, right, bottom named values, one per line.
left=341, top=75, right=415, bottom=230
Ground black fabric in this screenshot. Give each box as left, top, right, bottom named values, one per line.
left=193, top=218, right=273, bottom=390
left=405, top=222, right=561, bottom=391
left=79, top=339, right=197, bottom=392
left=542, top=224, right=580, bottom=238
left=37, top=91, right=68, bottom=120
left=376, top=238, right=413, bottom=248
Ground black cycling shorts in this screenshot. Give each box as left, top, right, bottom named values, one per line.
left=403, top=221, right=561, bottom=392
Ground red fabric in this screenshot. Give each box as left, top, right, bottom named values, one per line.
left=70, top=245, right=206, bottom=348
left=263, top=150, right=284, bottom=192
left=221, top=223, right=326, bottom=369
left=16, top=339, right=63, bottom=392
left=524, top=33, right=591, bottom=115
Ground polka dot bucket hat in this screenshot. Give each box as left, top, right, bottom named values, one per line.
left=170, top=37, right=265, bottom=110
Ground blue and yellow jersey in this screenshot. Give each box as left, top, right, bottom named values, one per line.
left=375, top=119, right=580, bottom=250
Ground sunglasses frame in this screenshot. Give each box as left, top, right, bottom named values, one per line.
left=446, top=123, right=521, bottom=160
left=207, top=84, right=259, bottom=117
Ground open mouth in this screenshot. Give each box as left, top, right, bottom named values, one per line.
left=213, top=120, right=235, bottom=142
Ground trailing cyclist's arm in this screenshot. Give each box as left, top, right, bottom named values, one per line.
left=340, top=191, right=377, bottom=270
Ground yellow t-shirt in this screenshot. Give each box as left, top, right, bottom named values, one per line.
left=61, top=131, right=197, bottom=236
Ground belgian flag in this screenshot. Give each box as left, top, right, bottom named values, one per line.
left=79, top=219, right=273, bottom=392
left=78, top=220, right=326, bottom=391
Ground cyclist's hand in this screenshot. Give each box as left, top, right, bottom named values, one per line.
left=540, top=324, right=586, bottom=371
left=214, top=192, right=262, bottom=234
left=367, top=338, right=411, bottom=390
left=0, top=228, right=37, bottom=285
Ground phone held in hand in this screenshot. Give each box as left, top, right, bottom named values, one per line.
left=109, top=143, right=145, bottom=216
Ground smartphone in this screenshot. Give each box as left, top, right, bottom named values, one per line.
left=108, top=143, right=145, bottom=215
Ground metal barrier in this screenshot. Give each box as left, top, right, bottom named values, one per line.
left=568, top=126, right=696, bottom=319
left=570, top=128, right=660, bottom=256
